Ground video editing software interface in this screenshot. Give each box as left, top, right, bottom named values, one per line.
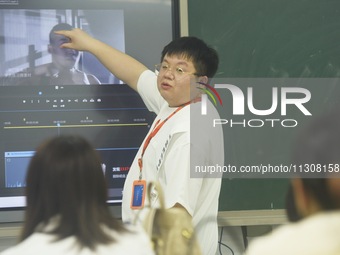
left=0, top=0, right=175, bottom=208
left=0, top=85, right=155, bottom=208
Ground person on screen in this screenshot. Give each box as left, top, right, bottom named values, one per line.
left=244, top=108, right=340, bottom=255
left=55, top=29, right=224, bottom=255
left=0, top=135, right=153, bottom=255
left=12, top=23, right=100, bottom=86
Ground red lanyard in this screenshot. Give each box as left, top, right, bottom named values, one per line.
left=137, top=102, right=191, bottom=180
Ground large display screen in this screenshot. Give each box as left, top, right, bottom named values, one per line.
left=0, top=0, right=179, bottom=211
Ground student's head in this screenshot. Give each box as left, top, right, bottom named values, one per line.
left=48, top=23, right=79, bottom=70
left=22, top=135, right=125, bottom=249
left=161, top=37, right=219, bottom=78
left=157, top=36, right=219, bottom=107
left=290, top=108, right=340, bottom=218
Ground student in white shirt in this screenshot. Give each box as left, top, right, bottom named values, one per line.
left=1, top=135, right=153, bottom=255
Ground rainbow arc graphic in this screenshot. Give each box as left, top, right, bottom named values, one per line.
left=197, top=82, right=223, bottom=106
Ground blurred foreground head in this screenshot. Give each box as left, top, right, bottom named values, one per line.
left=23, top=135, right=124, bottom=249
left=288, top=107, right=340, bottom=219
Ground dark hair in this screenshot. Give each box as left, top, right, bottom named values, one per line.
left=49, top=23, right=73, bottom=44
left=285, top=183, right=302, bottom=222
left=161, top=36, right=219, bottom=78
left=22, top=135, right=126, bottom=249
left=291, top=107, right=340, bottom=210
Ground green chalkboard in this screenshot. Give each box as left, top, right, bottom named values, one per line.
left=188, top=0, right=340, bottom=211
left=219, top=179, right=289, bottom=211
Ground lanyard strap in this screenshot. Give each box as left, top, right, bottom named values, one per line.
left=137, top=102, right=190, bottom=179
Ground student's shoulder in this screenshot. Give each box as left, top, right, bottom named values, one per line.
left=0, top=232, right=56, bottom=255
left=108, top=224, right=154, bottom=254
left=245, top=212, right=340, bottom=255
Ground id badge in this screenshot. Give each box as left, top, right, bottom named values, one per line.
left=130, top=180, right=146, bottom=209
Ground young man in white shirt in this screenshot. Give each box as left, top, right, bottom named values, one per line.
left=56, top=29, right=224, bottom=255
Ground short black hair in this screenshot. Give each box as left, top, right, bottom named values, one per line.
left=161, top=36, right=219, bottom=78
left=49, top=23, right=73, bottom=44
left=292, top=107, right=340, bottom=210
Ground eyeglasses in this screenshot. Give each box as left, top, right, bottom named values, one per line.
left=155, top=63, right=198, bottom=78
